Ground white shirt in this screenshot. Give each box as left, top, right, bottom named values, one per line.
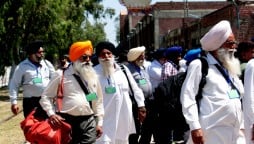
left=9, top=59, right=55, bottom=104
left=181, top=53, right=244, bottom=143
left=40, top=64, right=104, bottom=126
left=243, top=59, right=254, bottom=144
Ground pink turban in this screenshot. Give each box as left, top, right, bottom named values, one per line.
left=200, top=20, right=232, bottom=51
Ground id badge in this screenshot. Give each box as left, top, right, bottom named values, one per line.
left=228, top=89, right=240, bottom=99
left=33, top=77, right=42, bottom=84
left=105, top=86, right=116, bottom=94
left=139, top=79, right=147, bottom=85
left=86, top=92, right=97, bottom=101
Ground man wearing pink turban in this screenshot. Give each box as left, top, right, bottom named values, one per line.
left=180, top=20, right=244, bottom=144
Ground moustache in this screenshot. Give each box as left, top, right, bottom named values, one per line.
left=100, top=58, right=112, bottom=62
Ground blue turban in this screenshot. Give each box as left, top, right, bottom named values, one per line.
left=184, top=48, right=202, bottom=63
left=165, top=46, right=182, bottom=57
left=153, top=48, right=166, bottom=59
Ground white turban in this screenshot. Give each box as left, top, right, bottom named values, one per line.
left=200, top=20, right=232, bottom=51
left=127, top=46, right=146, bottom=62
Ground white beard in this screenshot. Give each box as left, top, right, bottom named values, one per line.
left=217, top=48, right=241, bottom=76
left=73, top=60, right=97, bottom=90
left=135, top=59, right=144, bottom=67
left=98, top=57, right=115, bottom=77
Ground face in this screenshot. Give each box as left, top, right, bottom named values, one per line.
left=221, top=33, right=238, bottom=51
left=78, top=53, right=92, bottom=65
left=159, top=57, right=167, bottom=65
left=215, top=33, right=241, bottom=76
left=247, top=48, right=254, bottom=60
left=98, top=49, right=115, bottom=76
left=31, top=47, right=44, bottom=62
left=99, top=49, right=113, bottom=60
left=240, top=48, right=254, bottom=62
left=134, top=52, right=145, bottom=66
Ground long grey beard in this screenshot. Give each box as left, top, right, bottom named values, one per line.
left=98, top=57, right=115, bottom=77
left=73, top=61, right=97, bottom=90
left=217, top=48, right=241, bottom=76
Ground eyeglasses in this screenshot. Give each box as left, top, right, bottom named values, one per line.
left=225, top=40, right=238, bottom=45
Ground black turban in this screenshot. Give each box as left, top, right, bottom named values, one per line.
left=25, top=40, right=44, bottom=55
left=95, top=41, right=116, bottom=56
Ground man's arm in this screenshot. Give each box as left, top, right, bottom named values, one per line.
left=9, top=65, right=23, bottom=115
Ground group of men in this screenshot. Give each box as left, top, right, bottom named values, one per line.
left=8, top=19, right=254, bottom=144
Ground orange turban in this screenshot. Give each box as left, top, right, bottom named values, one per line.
left=69, top=41, right=93, bottom=62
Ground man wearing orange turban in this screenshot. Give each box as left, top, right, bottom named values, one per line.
left=40, top=40, right=104, bottom=144
left=69, top=41, right=93, bottom=62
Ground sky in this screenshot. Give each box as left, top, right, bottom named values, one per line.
left=101, top=0, right=126, bottom=45
left=101, top=0, right=226, bottom=45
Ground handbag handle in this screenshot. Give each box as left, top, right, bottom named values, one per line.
left=56, top=70, right=65, bottom=111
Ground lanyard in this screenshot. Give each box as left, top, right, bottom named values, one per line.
left=131, top=63, right=144, bottom=78
left=214, top=64, right=240, bottom=95
left=107, top=76, right=111, bottom=85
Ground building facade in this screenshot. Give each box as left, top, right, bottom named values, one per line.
left=118, top=1, right=254, bottom=57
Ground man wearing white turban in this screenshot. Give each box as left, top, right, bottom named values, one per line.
left=126, top=46, right=157, bottom=144
left=180, top=20, right=244, bottom=144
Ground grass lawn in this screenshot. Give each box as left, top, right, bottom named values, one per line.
left=0, top=87, right=25, bottom=144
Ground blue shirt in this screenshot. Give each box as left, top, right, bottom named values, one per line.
left=9, top=58, right=55, bottom=104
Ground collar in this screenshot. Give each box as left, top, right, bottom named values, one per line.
left=206, top=52, right=220, bottom=65
left=28, top=58, right=41, bottom=67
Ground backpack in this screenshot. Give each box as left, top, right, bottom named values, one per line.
left=154, top=56, right=208, bottom=132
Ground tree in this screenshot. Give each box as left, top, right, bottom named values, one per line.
left=0, top=0, right=115, bottom=74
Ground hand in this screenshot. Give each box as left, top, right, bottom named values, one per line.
left=191, top=128, right=204, bottom=144
left=49, top=114, right=65, bottom=128
left=96, top=126, right=103, bottom=138
left=11, top=104, right=19, bottom=115
left=138, top=107, right=146, bottom=123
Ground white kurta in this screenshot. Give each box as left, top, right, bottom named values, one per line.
left=94, top=63, right=145, bottom=143
left=243, top=59, right=254, bottom=144
left=180, top=53, right=244, bottom=144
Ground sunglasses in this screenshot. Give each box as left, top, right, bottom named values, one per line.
left=225, top=40, right=238, bottom=45
left=81, top=55, right=92, bottom=60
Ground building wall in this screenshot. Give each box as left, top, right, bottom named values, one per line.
left=119, top=1, right=254, bottom=56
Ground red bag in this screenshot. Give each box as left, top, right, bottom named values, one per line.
left=20, top=109, right=72, bottom=144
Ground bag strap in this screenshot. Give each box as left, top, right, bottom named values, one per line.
left=195, top=56, right=209, bottom=110
left=214, top=64, right=240, bottom=95
left=72, top=74, right=92, bottom=108
left=56, top=70, right=65, bottom=111
left=119, top=64, right=135, bottom=101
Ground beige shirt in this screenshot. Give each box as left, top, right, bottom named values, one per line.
left=40, top=64, right=104, bottom=126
